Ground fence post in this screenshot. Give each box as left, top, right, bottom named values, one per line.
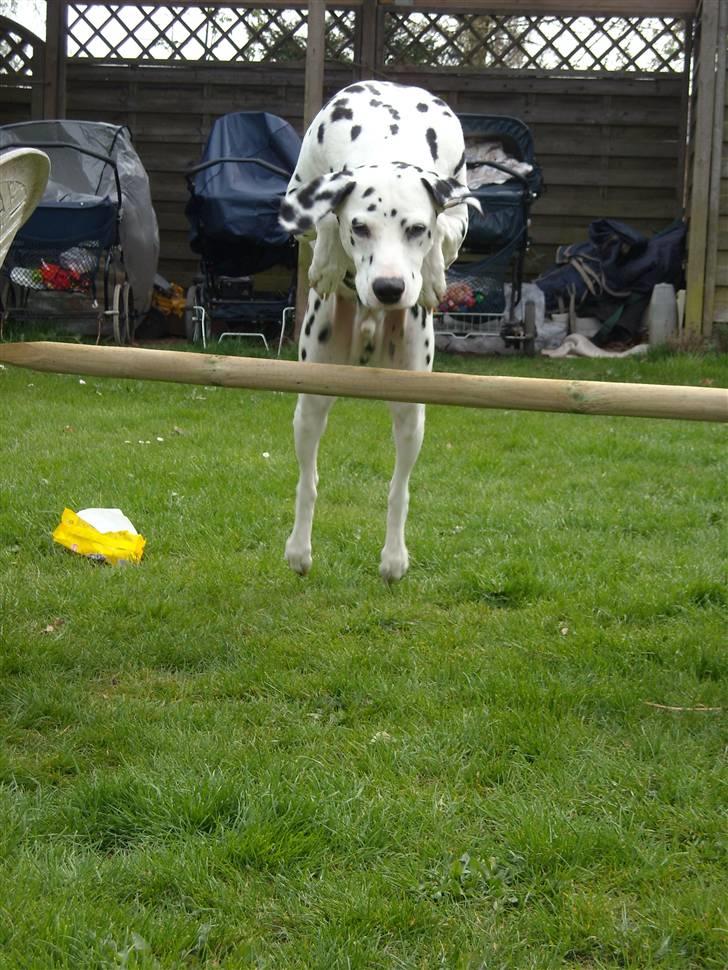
left=684, top=0, right=720, bottom=334
left=42, top=0, right=67, bottom=119
left=294, top=0, right=327, bottom=341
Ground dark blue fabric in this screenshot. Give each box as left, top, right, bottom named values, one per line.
left=536, top=219, right=686, bottom=311
left=456, top=115, right=542, bottom=251
left=17, top=200, right=117, bottom=248
left=186, top=113, right=301, bottom=259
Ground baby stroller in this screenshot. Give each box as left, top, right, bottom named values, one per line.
left=185, top=112, right=301, bottom=352
left=437, top=114, right=543, bottom=354
left=0, top=120, right=158, bottom=343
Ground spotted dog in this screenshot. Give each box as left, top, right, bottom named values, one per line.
left=279, top=81, right=478, bottom=581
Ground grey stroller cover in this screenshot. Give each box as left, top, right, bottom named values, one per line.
left=0, top=120, right=159, bottom=312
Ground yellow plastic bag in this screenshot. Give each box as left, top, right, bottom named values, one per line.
left=52, top=508, right=146, bottom=565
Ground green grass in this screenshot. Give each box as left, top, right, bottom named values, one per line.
left=0, top=342, right=726, bottom=969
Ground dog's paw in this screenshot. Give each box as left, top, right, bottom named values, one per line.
left=420, top=274, right=446, bottom=309
left=309, top=259, right=345, bottom=296
left=285, top=536, right=313, bottom=576
left=379, top=545, right=409, bottom=583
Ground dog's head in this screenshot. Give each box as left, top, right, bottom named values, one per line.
left=280, top=163, right=480, bottom=310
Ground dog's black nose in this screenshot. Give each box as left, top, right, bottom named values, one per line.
left=372, top=277, right=405, bottom=305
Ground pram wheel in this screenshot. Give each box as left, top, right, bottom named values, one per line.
left=185, top=284, right=207, bottom=344
left=522, top=300, right=537, bottom=356
left=112, top=282, right=130, bottom=345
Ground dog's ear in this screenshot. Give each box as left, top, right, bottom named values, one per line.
left=279, top=172, right=357, bottom=236
left=421, top=175, right=482, bottom=215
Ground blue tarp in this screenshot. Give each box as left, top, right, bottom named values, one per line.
left=186, top=112, right=301, bottom=269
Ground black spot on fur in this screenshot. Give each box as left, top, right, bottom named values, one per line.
left=426, top=128, right=439, bottom=162
left=366, top=84, right=380, bottom=95
left=346, top=84, right=365, bottom=93
left=318, top=326, right=331, bottom=343
left=391, top=209, right=397, bottom=217
left=351, top=125, right=362, bottom=141
left=387, top=107, right=401, bottom=121
left=425, top=338, right=429, bottom=348
left=317, top=123, right=325, bottom=144
left=417, top=102, right=429, bottom=112
left=280, top=201, right=295, bottom=222
left=426, top=353, right=431, bottom=365
left=454, top=151, right=465, bottom=175
left=370, top=99, right=383, bottom=108
left=294, top=173, right=302, bottom=182
left=369, top=255, right=373, bottom=265
left=297, top=176, right=323, bottom=209
left=350, top=235, right=355, bottom=247
left=331, top=105, right=353, bottom=122
left=427, top=229, right=432, bottom=239
left=367, top=204, right=376, bottom=212
left=390, top=124, right=399, bottom=135
left=304, top=315, right=314, bottom=336
left=433, top=98, right=446, bottom=106
left=298, top=215, right=313, bottom=231
left=314, top=298, right=321, bottom=311
left=363, top=186, right=375, bottom=197
left=301, top=347, right=307, bottom=361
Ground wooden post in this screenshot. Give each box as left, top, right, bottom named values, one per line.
left=42, top=0, right=67, bottom=119
left=358, top=0, right=379, bottom=80
left=701, top=0, right=728, bottom=334
left=294, top=0, right=327, bottom=340
left=684, top=0, right=720, bottom=334
left=0, top=342, right=726, bottom=424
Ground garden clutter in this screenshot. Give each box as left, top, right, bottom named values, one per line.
left=52, top=507, right=146, bottom=565
left=535, top=219, right=686, bottom=347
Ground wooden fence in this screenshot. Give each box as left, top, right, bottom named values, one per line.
left=0, top=4, right=691, bottom=290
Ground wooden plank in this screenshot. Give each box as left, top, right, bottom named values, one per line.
left=378, top=1, right=696, bottom=14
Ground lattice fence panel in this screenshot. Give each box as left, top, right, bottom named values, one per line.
left=0, top=18, right=38, bottom=77
left=66, top=4, right=356, bottom=63
left=383, top=14, right=686, bottom=73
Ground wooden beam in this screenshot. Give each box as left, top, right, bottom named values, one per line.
left=93, top=0, right=695, bottom=13
left=0, top=343, right=726, bottom=423
left=701, top=0, right=728, bottom=334
left=42, top=0, right=67, bottom=119
left=358, top=0, right=379, bottom=79
left=685, top=0, right=720, bottom=333
left=377, top=1, right=696, bottom=15
left=295, top=0, right=327, bottom=337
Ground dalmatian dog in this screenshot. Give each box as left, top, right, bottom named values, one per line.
left=279, top=81, right=479, bottom=581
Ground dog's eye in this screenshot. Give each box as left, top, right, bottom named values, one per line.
left=352, top=222, right=371, bottom=239
left=406, top=224, right=427, bottom=240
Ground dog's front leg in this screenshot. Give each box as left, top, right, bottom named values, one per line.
left=380, top=401, right=426, bottom=582
left=285, top=393, right=336, bottom=575
left=308, top=213, right=348, bottom=295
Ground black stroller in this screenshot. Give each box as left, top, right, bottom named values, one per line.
left=185, top=112, right=302, bottom=352
left=437, top=114, right=543, bottom=354
left=0, top=120, right=158, bottom=343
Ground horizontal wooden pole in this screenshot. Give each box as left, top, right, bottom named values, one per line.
left=0, top=342, right=725, bottom=423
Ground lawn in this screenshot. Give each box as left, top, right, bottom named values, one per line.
left=0, top=343, right=726, bottom=969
